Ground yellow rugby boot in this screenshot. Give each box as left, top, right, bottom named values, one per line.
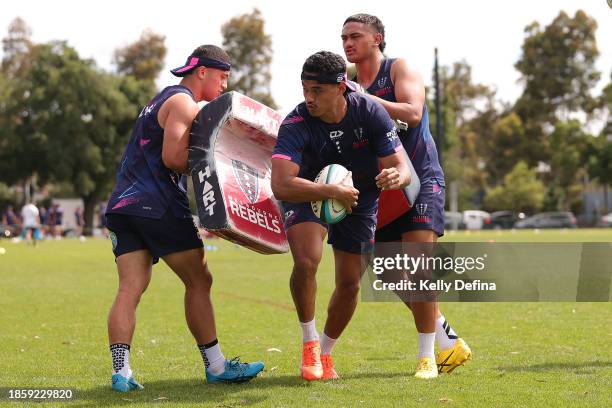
left=414, top=357, right=438, bottom=379
left=436, top=338, right=472, bottom=374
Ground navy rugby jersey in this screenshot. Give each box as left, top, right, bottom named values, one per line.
left=106, top=85, right=193, bottom=219
left=272, top=92, right=402, bottom=212
left=363, top=58, right=445, bottom=187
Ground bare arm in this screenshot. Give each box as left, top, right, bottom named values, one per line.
left=376, top=150, right=411, bottom=191
left=160, top=93, right=200, bottom=174
left=367, top=59, right=425, bottom=127
left=271, top=158, right=359, bottom=212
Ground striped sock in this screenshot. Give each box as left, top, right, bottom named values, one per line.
left=435, top=315, right=458, bottom=350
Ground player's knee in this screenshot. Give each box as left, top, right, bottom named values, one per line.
left=117, top=281, right=147, bottom=302
left=293, top=256, right=320, bottom=278
left=187, top=263, right=213, bottom=291
left=336, top=280, right=361, bottom=298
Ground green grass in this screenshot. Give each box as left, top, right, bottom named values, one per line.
left=0, top=230, right=611, bottom=407
left=442, top=227, right=612, bottom=242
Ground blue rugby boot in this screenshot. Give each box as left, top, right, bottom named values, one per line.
left=111, top=373, right=144, bottom=392
left=206, top=357, right=264, bottom=384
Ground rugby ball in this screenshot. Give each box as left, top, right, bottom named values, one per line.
left=311, top=164, right=352, bottom=224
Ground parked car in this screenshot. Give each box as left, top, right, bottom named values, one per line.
left=462, top=210, right=491, bottom=230
left=599, top=212, right=612, bottom=227
left=514, top=212, right=577, bottom=229
left=483, top=211, right=526, bottom=230
left=444, top=211, right=466, bottom=230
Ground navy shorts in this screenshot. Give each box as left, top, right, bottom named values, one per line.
left=282, top=201, right=376, bottom=254
left=106, top=211, right=203, bottom=264
left=375, top=181, right=445, bottom=242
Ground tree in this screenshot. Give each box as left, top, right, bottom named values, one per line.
left=482, top=112, right=542, bottom=184
left=1, top=41, right=154, bottom=234
left=439, top=61, right=495, bottom=128
left=113, top=29, right=166, bottom=82
left=0, top=18, right=34, bottom=203
left=548, top=120, right=591, bottom=210
left=484, top=162, right=545, bottom=213
left=1, top=17, right=32, bottom=77
left=514, top=10, right=600, bottom=125
left=511, top=10, right=600, bottom=194
left=585, top=137, right=612, bottom=213
left=0, top=70, right=15, bottom=179
left=429, top=60, right=496, bottom=209
left=221, top=8, right=276, bottom=108
left=584, top=88, right=612, bottom=214
left=0, top=181, right=20, bottom=211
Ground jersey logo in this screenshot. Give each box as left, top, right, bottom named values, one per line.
left=353, top=127, right=365, bottom=141
left=329, top=130, right=344, bottom=140
left=386, top=128, right=399, bottom=142
left=377, top=77, right=388, bottom=88
left=138, top=102, right=157, bottom=118
left=329, top=130, right=344, bottom=154
left=352, top=127, right=369, bottom=149
left=374, top=87, right=393, bottom=97
left=232, top=160, right=260, bottom=204
left=416, top=203, right=428, bottom=216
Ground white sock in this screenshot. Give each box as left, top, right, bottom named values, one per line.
left=198, top=340, right=225, bottom=375
left=300, top=319, right=319, bottom=343
left=320, top=332, right=337, bottom=356
left=435, top=315, right=458, bottom=350
left=110, top=343, right=133, bottom=378
left=418, top=332, right=436, bottom=359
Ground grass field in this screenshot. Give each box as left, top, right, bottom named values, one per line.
left=1, top=229, right=611, bottom=407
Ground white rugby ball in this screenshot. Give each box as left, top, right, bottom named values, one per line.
left=311, top=164, right=352, bottom=224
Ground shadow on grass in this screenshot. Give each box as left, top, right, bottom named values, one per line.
left=69, top=371, right=410, bottom=407
left=72, top=378, right=273, bottom=407
left=498, top=361, right=612, bottom=374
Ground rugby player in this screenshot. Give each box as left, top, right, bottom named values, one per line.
left=105, top=45, right=264, bottom=392
left=342, top=14, right=472, bottom=379
left=271, top=51, right=411, bottom=380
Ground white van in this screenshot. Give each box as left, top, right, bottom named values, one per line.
left=462, top=210, right=491, bottom=230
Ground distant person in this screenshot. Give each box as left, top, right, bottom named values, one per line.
left=74, top=207, right=84, bottom=236
left=104, top=44, right=264, bottom=392
left=2, top=205, right=17, bottom=226
left=21, top=202, right=40, bottom=246
left=39, top=206, right=48, bottom=238
left=2, top=205, right=19, bottom=237
left=46, top=204, right=57, bottom=238
left=99, top=202, right=109, bottom=238
left=54, top=204, right=64, bottom=239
